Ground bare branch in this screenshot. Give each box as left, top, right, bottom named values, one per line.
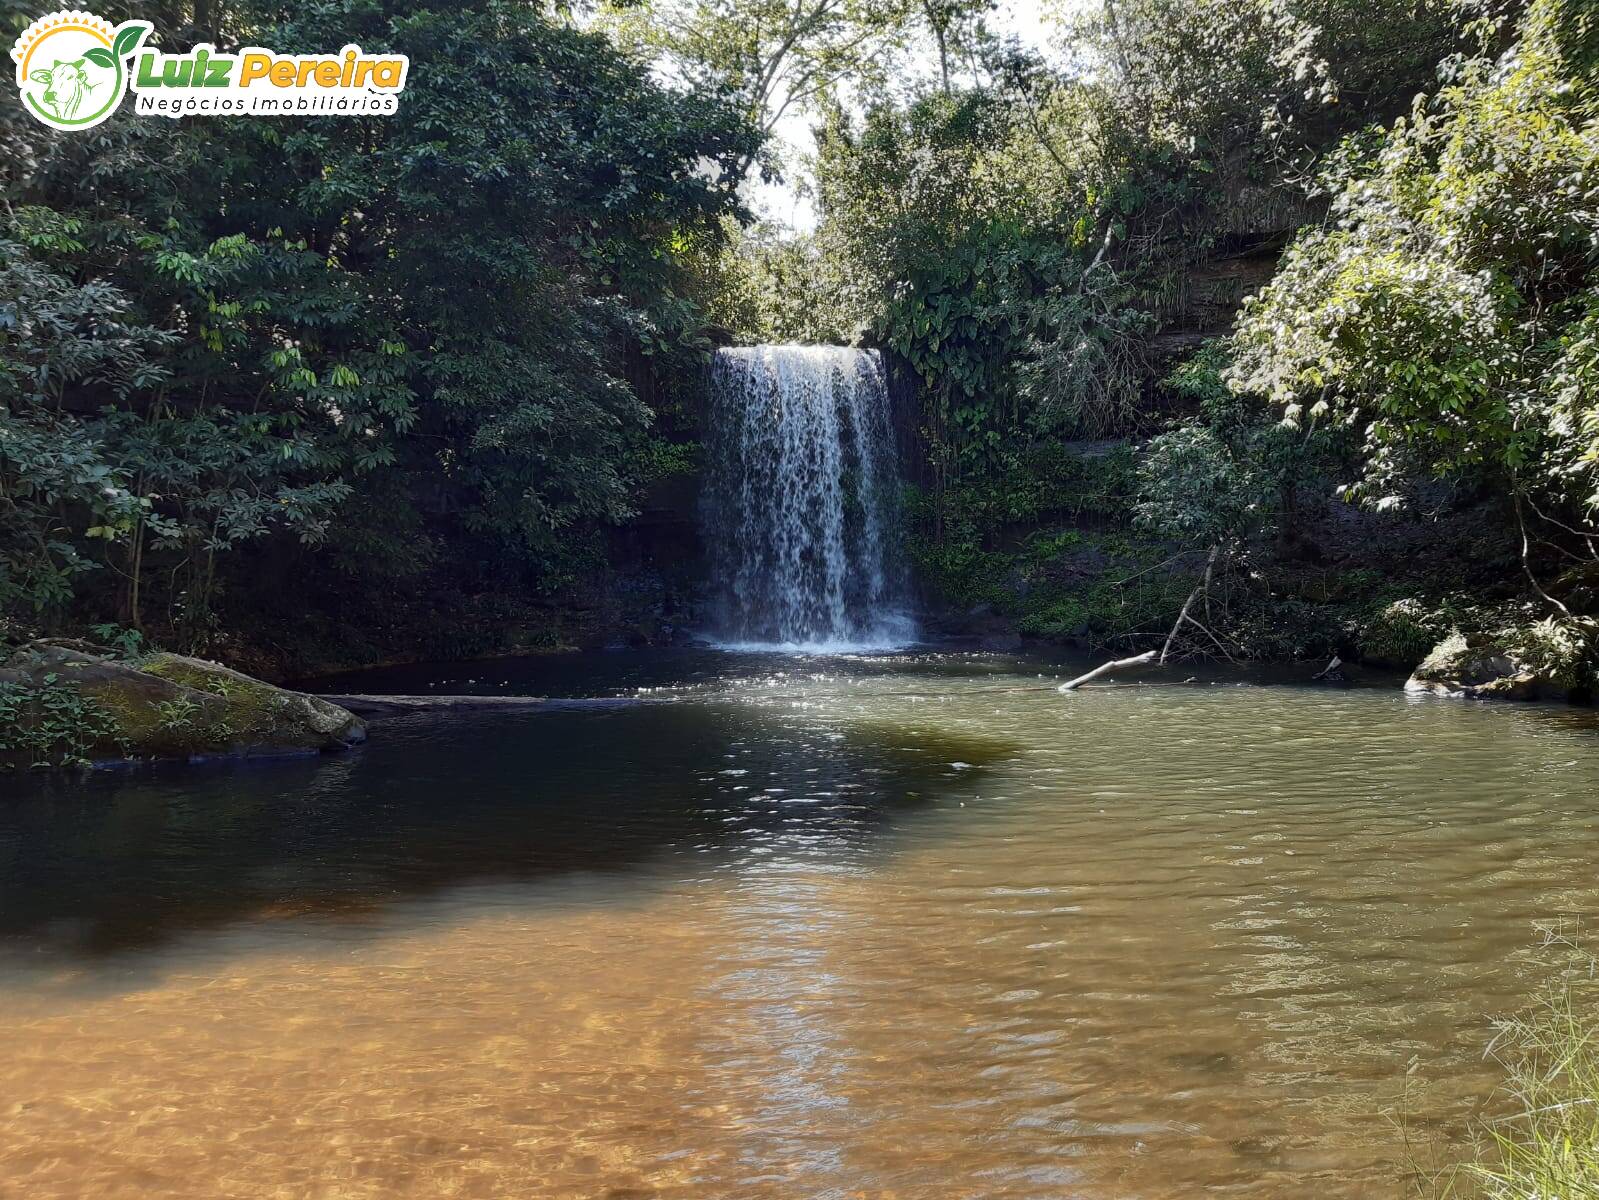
left=1058, top=650, right=1157, bottom=691
left=1161, top=545, right=1220, bottom=665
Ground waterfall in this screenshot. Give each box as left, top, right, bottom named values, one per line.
left=702, top=345, right=916, bottom=651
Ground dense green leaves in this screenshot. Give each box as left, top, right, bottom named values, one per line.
left=1231, top=0, right=1599, bottom=518
left=781, top=0, right=1590, bottom=663
left=5, top=0, right=1596, bottom=669
left=1, top=0, right=757, bottom=645
left=795, top=0, right=1464, bottom=498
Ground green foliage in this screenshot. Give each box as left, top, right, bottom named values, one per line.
left=154, top=696, right=200, bottom=732
left=1357, top=594, right=1599, bottom=682
left=1503, top=612, right=1599, bottom=692
left=1426, top=935, right=1599, bottom=1199
left=1137, top=343, right=1344, bottom=548
left=798, top=0, right=1464, bottom=497
left=1358, top=597, right=1462, bottom=666
left=202, top=673, right=240, bottom=699
left=1074, top=0, right=1464, bottom=178
left=3, top=0, right=1588, bottom=676
left=1136, top=425, right=1264, bottom=546
left=1231, top=0, right=1599, bottom=519
left=879, top=220, right=1153, bottom=474
left=1015, top=568, right=1190, bottom=645
left=909, top=441, right=1138, bottom=564
left=700, top=221, right=854, bottom=343
left=812, top=92, right=1027, bottom=331
left=1, top=0, right=759, bottom=650
left=230, top=0, right=757, bottom=592
left=0, top=238, right=169, bottom=615
left=2, top=106, right=413, bottom=634
left=906, top=443, right=1184, bottom=647
left=1014, top=255, right=1154, bottom=437
left=599, top=0, right=963, bottom=143
left=806, top=90, right=1159, bottom=480
left=88, top=623, right=148, bottom=662
left=630, top=438, right=702, bottom=483
left=0, top=676, right=124, bottom=769
left=760, top=0, right=1587, bottom=667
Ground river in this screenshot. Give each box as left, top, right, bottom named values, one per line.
left=3, top=648, right=1598, bottom=1198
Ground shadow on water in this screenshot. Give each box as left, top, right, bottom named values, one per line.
left=0, top=699, right=1017, bottom=965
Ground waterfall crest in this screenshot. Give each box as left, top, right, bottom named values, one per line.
left=702, top=345, right=915, bottom=651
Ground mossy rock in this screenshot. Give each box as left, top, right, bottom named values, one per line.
left=1, top=642, right=365, bottom=767
left=1405, top=632, right=1558, bottom=702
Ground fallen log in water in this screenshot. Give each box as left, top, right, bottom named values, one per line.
left=1057, top=651, right=1158, bottom=692
left=1058, top=546, right=1226, bottom=693
left=317, top=694, right=644, bottom=718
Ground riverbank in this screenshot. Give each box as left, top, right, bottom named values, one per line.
left=8, top=631, right=1595, bottom=774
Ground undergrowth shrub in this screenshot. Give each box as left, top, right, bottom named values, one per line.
left=0, top=677, right=124, bottom=769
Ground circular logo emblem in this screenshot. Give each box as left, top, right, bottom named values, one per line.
left=11, top=10, right=150, bottom=131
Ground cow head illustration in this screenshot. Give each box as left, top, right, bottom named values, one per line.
left=29, top=57, right=99, bottom=119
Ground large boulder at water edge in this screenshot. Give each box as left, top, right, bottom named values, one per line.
left=0, top=642, right=365, bottom=768
left=1404, top=632, right=1559, bottom=702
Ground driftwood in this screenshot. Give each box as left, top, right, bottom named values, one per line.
left=318, top=694, right=644, bottom=718
left=1058, top=545, right=1223, bottom=693
left=1057, top=650, right=1157, bottom=691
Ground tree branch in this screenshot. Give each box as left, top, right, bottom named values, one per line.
left=1513, top=489, right=1575, bottom=620
left=1161, top=545, right=1220, bottom=664
left=1058, top=545, right=1222, bottom=691
left=1057, top=650, right=1156, bottom=691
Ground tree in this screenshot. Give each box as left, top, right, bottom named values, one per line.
left=1229, top=0, right=1599, bottom=606
left=1075, top=0, right=1466, bottom=166
left=235, top=0, right=756, bottom=590
left=1, top=0, right=759, bottom=648
left=2, top=78, right=417, bottom=637
left=599, top=0, right=991, bottom=169
left=918, top=0, right=993, bottom=95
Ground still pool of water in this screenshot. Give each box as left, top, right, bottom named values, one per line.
left=4, top=650, right=1599, bottom=1198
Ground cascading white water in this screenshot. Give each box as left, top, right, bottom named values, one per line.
left=703, top=345, right=916, bottom=652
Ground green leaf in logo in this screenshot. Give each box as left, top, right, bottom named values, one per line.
left=83, top=47, right=114, bottom=68
left=111, top=22, right=151, bottom=60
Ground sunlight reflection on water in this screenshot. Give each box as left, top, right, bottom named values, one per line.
left=3, top=651, right=1599, bottom=1197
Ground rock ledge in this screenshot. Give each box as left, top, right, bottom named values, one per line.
left=1, top=641, right=365, bottom=767
left=1404, top=632, right=1557, bottom=702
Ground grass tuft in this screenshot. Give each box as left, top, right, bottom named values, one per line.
left=1429, top=929, right=1599, bottom=1199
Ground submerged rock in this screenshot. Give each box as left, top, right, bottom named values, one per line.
left=1404, top=632, right=1557, bottom=702
left=1, top=642, right=365, bottom=768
